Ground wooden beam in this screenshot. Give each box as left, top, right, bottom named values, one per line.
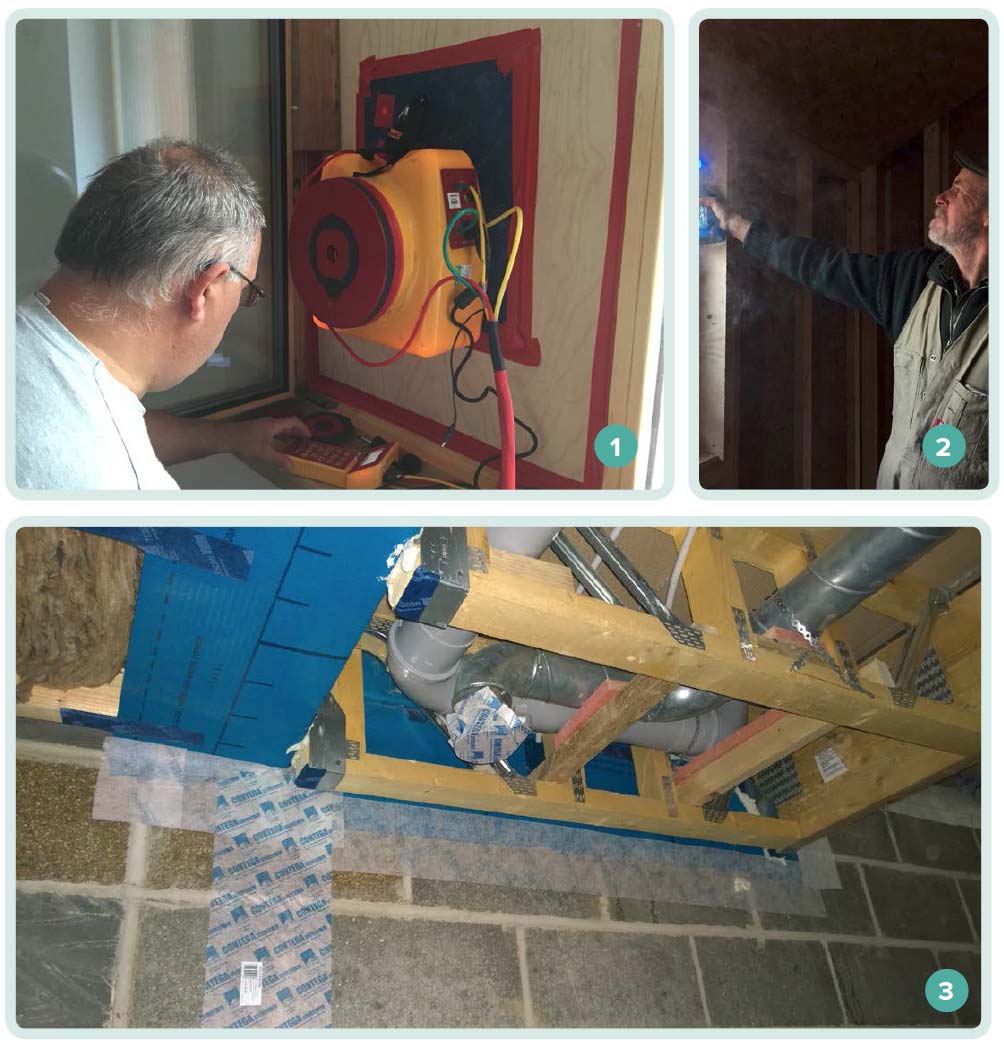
left=532, top=676, right=665, bottom=783
left=674, top=709, right=832, bottom=806
left=427, top=548, right=978, bottom=756
left=780, top=727, right=971, bottom=849
left=16, top=675, right=123, bottom=723
left=603, top=19, right=664, bottom=490
left=313, top=650, right=802, bottom=850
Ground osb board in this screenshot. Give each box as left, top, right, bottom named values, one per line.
left=319, top=19, right=655, bottom=484
left=15, top=529, right=139, bottom=698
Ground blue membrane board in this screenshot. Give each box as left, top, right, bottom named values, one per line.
left=109, top=528, right=415, bottom=767
left=357, top=653, right=772, bottom=857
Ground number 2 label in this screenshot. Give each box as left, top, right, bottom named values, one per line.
left=935, top=437, right=952, bottom=458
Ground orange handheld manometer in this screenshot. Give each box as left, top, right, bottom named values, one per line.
left=278, top=436, right=400, bottom=489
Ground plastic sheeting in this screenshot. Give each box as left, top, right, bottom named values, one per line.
left=203, top=764, right=340, bottom=1029
left=334, top=795, right=834, bottom=916
left=92, top=737, right=837, bottom=945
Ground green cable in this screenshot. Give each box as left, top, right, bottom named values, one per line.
left=442, top=208, right=481, bottom=298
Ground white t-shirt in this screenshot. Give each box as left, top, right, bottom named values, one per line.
left=15, top=293, right=179, bottom=491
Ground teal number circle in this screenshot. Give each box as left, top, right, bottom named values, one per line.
left=925, top=969, right=969, bottom=1012
left=594, top=425, right=638, bottom=468
left=922, top=424, right=966, bottom=468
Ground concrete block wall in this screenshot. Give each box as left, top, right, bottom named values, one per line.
left=14, top=736, right=981, bottom=1030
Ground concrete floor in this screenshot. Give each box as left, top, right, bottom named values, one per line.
left=14, top=734, right=982, bottom=1030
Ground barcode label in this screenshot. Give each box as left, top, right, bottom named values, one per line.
left=239, top=961, right=263, bottom=1006
left=447, top=191, right=461, bottom=209
left=814, top=746, right=848, bottom=784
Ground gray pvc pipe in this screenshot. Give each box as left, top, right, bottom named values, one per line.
left=386, top=527, right=559, bottom=712
left=386, top=526, right=747, bottom=756
left=752, top=526, right=955, bottom=637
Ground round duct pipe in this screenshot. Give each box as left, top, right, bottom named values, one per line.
left=386, top=527, right=559, bottom=713
left=752, top=526, right=955, bottom=637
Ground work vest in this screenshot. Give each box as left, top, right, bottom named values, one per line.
left=877, top=281, right=989, bottom=489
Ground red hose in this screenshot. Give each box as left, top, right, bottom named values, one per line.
left=494, top=368, right=517, bottom=489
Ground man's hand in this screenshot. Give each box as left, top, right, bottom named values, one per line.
left=224, top=416, right=311, bottom=471
left=698, top=196, right=753, bottom=243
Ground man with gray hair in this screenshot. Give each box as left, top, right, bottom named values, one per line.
left=16, top=138, right=309, bottom=490
left=700, top=152, right=989, bottom=490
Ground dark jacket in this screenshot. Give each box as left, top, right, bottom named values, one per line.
left=743, top=221, right=988, bottom=352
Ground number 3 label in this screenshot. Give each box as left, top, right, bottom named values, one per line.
left=925, top=969, right=969, bottom=1012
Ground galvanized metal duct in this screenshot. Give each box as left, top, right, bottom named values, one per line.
left=752, top=526, right=955, bottom=638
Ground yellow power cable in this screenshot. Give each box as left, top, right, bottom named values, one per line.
left=486, top=205, right=524, bottom=315
left=392, top=474, right=466, bottom=490
left=467, top=186, right=489, bottom=286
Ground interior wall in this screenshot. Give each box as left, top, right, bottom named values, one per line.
left=300, top=19, right=657, bottom=485
left=700, top=20, right=988, bottom=491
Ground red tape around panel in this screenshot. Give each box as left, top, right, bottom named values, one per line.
left=305, top=21, right=644, bottom=489
left=583, top=19, right=643, bottom=489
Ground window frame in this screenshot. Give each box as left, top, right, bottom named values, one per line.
left=175, top=19, right=290, bottom=419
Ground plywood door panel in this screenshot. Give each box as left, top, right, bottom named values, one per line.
left=321, top=19, right=634, bottom=483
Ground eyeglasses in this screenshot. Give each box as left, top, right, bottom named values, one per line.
left=228, top=264, right=266, bottom=308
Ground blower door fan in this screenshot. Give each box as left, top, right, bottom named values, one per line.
left=289, top=149, right=483, bottom=357
left=289, top=176, right=403, bottom=330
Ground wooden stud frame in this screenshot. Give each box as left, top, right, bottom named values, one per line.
left=360, top=526, right=979, bottom=850
left=18, top=527, right=980, bottom=853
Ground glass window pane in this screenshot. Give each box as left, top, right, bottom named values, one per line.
left=15, top=18, right=284, bottom=414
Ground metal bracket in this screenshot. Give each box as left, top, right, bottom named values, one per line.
left=702, top=793, right=730, bottom=823
left=732, top=607, right=756, bottom=661
left=468, top=546, right=488, bottom=574
left=576, top=527, right=705, bottom=650
left=301, top=692, right=349, bottom=791
left=661, top=775, right=678, bottom=816
left=891, top=688, right=915, bottom=708
left=915, top=647, right=953, bottom=704
left=393, top=528, right=473, bottom=628
left=752, top=754, right=801, bottom=806
left=835, top=640, right=868, bottom=694
left=497, top=766, right=538, bottom=796
left=892, top=589, right=951, bottom=706
left=667, top=620, right=706, bottom=649
left=800, top=530, right=818, bottom=563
